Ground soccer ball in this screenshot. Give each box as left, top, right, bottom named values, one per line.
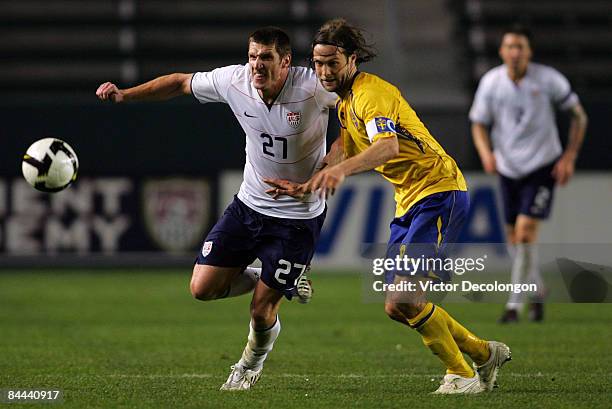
left=22, top=138, right=79, bottom=192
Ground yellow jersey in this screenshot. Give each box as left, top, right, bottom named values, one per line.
left=337, top=72, right=467, bottom=217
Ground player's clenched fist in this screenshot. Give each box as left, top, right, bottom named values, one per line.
left=96, top=82, right=124, bottom=103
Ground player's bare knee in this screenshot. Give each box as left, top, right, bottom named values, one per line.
left=250, top=303, right=276, bottom=329
left=249, top=306, right=270, bottom=327
left=190, top=264, right=232, bottom=301
left=394, top=302, right=424, bottom=320
left=190, top=286, right=214, bottom=301
left=384, top=303, right=405, bottom=321
left=515, top=228, right=537, bottom=244
left=190, top=279, right=221, bottom=301
left=515, top=217, right=540, bottom=243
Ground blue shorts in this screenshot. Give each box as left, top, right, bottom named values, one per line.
left=499, top=161, right=556, bottom=225
left=196, top=196, right=326, bottom=299
left=385, top=190, right=469, bottom=283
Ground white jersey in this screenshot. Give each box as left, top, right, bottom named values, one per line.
left=191, top=64, right=337, bottom=219
left=469, top=62, right=579, bottom=179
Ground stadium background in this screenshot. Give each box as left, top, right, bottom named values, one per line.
left=1, top=1, right=611, bottom=407
left=1, top=0, right=610, bottom=265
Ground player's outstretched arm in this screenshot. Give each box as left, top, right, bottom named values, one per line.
left=96, top=73, right=193, bottom=103
left=552, top=103, right=588, bottom=185
left=471, top=122, right=497, bottom=174
left=308, top=136, right=399, bottom=198
left=264, top=136, right=398, bottom=199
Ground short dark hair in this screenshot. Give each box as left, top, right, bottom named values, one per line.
left=502, top=24, right=533, bottom=43
left=311, top=18, right=377, bottom=64
left=248, top=27, right=292, bottom=58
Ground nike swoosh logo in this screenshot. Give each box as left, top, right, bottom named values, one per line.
left=244, top=111, right=257, bottom=118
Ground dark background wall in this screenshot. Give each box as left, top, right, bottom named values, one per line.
left=1, top=97, right=609, bottom=178
left=2, top=0, right=610, bottom=179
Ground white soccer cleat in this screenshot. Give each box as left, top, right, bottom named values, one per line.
left=219, top=364, right=262, bottom=391
left=432, top=374, right=485, bottom=394
left=474, top=341, right=512, bottom=391
left=296, top=270, right=313, bottom=304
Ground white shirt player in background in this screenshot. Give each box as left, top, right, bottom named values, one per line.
left=470, top=25, right=588, bottom=323
left=96, top=27, right=337, bottom=390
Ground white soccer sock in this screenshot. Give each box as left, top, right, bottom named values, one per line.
left=238, top=317, right=281, bottom=370
left=226, top=267, right=261, bottom=298
left=506, top=243, right=529, bottom=310
left=525, top=245, right=545, bottom=300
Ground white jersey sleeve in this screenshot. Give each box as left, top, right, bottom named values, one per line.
left=547, top=67, right=579, bottom=111
left=469, top=72, right=494, bottom=125
left=190, top=65, right=242, bottom=104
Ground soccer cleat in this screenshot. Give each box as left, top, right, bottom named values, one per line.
left=498, top=309, right=518, bottom=324
left=295, top=268, right=313, bottom=304
left=474, top=341, right=512, bottom=391
left=432, top=373, right=485, bottom=394
left=219, top=364, right=262, bottom=391
left=528, top=302, right=544, bottom=322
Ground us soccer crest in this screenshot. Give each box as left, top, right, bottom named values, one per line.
left=201, top=241, right=213, bottom=257
left=143, top=178, right=210, bottom=252
left=286, top=111, right=301, bottom=129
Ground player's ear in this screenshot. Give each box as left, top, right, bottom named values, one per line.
left=282, top=53, right=292, bottom=67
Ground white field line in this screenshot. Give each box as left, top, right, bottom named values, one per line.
left=105, top=372, right=563, bottom=380
left=108, top=374, right=213, bottom=379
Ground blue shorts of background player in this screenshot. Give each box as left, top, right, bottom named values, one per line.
left=196, top=196, right=326, bottom=299
left=385, top=190, right=469, bottom=284
left=499, top=161, right=556, bottom=224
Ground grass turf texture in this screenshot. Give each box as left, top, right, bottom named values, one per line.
left=0, top=270, right=610, bottom=408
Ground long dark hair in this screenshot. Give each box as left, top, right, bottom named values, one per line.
left=311, top=18, right=377, bottom=64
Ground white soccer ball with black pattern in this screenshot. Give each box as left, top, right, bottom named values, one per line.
left=22, top=138, right=79, bottom=192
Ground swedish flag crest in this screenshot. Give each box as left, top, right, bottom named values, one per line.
left=366, top=116, right=397, bottom=142
left=375, top=117, right=395, bottom=133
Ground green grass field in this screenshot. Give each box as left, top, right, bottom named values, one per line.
left=1, top=270, right=611, bottom=408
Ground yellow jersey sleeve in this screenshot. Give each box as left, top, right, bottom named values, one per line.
left=353, top=88, right=399, bottom=143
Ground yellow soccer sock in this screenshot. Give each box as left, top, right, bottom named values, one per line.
left=436, top=306, right=491, bottom=366
left=408, top=303, right=474, bottom=378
